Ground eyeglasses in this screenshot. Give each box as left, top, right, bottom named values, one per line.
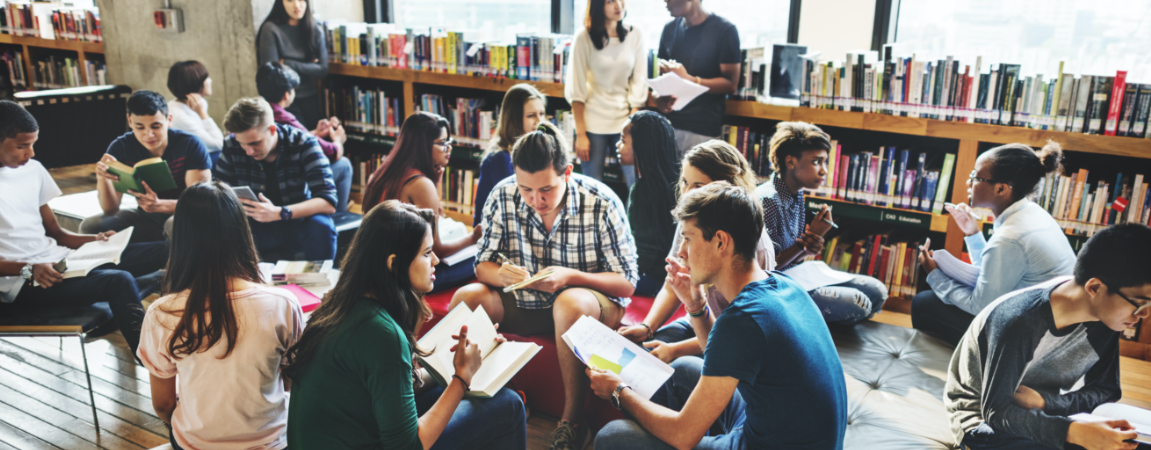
left=1111, top=285, right=1151, bottom=316
left=434, top=138, right=454, bottom=151
left=968, top=169, right=999, bottom=184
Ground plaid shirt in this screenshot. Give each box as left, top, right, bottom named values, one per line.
left=214, top=124, right=337, bottom=208
left=476, top=174, right=638, bottom=309
left=757, top=174, right=806, bottom=270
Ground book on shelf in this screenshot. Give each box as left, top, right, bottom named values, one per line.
left=721, top=125, right=773, bottom=178
left=1032, top=167, right=1151, bottom=239
left=417, top=93, right=496, bottom=148
left=27, top=54, right=104, bottom=89
left=1, top=2, right=101, bottom=42
left=441, top=166, right=478, bottom=216
left=807, top=232, right=923, bottom=298
left=806, top=146, right=950, bottom=213
left=417, top=303, right=541, bottom=398
left=322, top=84, right=403, bottom=137
left=1, top=48, right=27, bottom=92
left=270, top=260, right=334, bottom=287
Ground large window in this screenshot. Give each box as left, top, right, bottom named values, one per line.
left=891, top=0, right=1151, bottom=78
left=392, top=0, right=552, bottom=43
left=573, top=0, right=792, bottom=51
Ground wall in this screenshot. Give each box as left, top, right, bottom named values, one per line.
left=797, top=0, right=876, bottom=62
left=96, top=0, right=259, bottom=122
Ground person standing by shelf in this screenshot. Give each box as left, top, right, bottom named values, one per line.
left=649, top=0, right=742, bottom=159
left=914, top=141, right=1076, bottom=346
left=166, top=61, right=224, bottom=162
left=565, top=0, right=648, bottom=188
left=473, top=84, right=548, bottom=226
left=363, top=112, right=482, bottom=293
left=760, top=121, right=888, bottom=326
left=258, top=0, right=329, bottom=130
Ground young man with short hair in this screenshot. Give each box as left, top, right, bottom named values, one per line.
left=0, top=100, right=168, bottom=355
left=214, top=97, right=337, bottom=261
left=255, top=61, right=353, bottom=213
left=82, top=90, right=213, bottom=242
left=946, top=223, right=1151, bottom=450
left=449, top=123, right=638, bottom=450
left=591, top=182, right=848, bottom=450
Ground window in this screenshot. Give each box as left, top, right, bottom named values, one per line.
left=573, top=0, right=792, bottom=51
left=392, top=0, right=552, bottom=43
left=891, top=0, right=1151, bottom=78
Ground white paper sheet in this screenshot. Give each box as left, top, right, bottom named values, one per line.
left=562, top=316, right=674, bottom=400
left=442, top=245, right=478, bottom=266
left=781, top=261, right=855, bottom=291
left=645, top=74, right=709, bottom=111
left=49, top=190, right=137, bottom=220
left=933, top=250, right=980, bottom=287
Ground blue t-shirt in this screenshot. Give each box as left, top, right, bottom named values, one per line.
left=703, top=275, right=847, bottom=449
left=106, top=129, right=211, bottom=199
left=472, top=150, right=514, bottom=226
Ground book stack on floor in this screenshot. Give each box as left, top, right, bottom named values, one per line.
left=799, top=52, right=1151, bottom=138
left=808, top=145, right=956, bottom=215
left=1034, top=170, right=1151, bottom=238
left=811, top=233, right=924, bottom=299
left=323, top=84, right=403, bottom=139
left=323, top=22, right=571, bottom=83
left=1, top=2, right=102, bottom=42
left=441, top=166, right=478, bottom=218
left=270, top=260, right=334, bottom=288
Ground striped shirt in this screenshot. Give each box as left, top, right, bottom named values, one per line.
left=756, top=174, right=806, bottom=270
left=476, top=173, right=638, bottom=309
left=214, top=124, right=337, bottom=208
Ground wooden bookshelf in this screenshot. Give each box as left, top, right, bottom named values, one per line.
left=0, top=34, right=105, bottom=90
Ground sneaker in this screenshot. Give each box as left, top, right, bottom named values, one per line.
left=549, top=420, right=588, bottom=450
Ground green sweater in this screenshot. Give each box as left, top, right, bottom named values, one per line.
left=288, top=299, right=421, bottom=450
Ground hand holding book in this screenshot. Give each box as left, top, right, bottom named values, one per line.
left=449, top=325, right=483, bottom=388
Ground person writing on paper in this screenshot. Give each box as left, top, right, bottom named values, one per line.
left=83, top=90, right=213, bottom=243
left=286, top=200, right=526, bottom=450
left=759, top=122, right=887, bottom=325
left=914, top=141, right=1074, bottom=345
left=945, top=223, right=1151, bottom=450
left=449, top=122, right=638, bottom=450
left=592, top=182, right=847, bottom=450
left=649, top=0, right=741, bottom=158
left=138, top=181, right=302, bottom=450
left=0, top=100, right=168, bottom=356
left=473, top=84, right=548, bottom=226
left=565, top=0, right=647, bottom=187
left=363, top=112, right=483, bottom=293
left=617, top=140, right=776, bottom=363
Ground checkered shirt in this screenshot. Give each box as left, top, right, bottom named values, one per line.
left=756, top=174, right=806, bottom=270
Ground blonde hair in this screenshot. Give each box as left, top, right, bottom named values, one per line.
left=679, top=140, right=759, bottom=199
left=768, top=121, right=831, bottom=175
left=223, top=97, right=275, bottom=134
left=485, top=84, right=548, bottom=160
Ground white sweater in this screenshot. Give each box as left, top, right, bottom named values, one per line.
left=167, top=99, right=224, bottom=154
left=564, top=27, right=649, bottom=135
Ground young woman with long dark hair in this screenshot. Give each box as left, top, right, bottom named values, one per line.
left=138, top=181, right=302, bottom=450
left=473, top=84, right=547, bottom=226
left=565, top=0, right=647, bottom=188
left=286, top=200, right=526, bottom=449
left=257, top=0, right=329, bottom=129
left=614, top=111, right=679, bottom=296
left=363, top=112, right=481, bottom=292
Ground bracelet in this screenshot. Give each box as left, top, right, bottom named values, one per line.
left=687, top=304, right=709, bottom=318
left=452, top=374, right=470, bottom=392
left=695, top=75, right=701, bottom=85
left=640, top=323, right=653, bottom=341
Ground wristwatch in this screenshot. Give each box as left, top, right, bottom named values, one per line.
left=20, top=263, right=33, bottom=280
left=280, top=206, right=293, bottom=221
left=611, top=383, right=631, bottom=410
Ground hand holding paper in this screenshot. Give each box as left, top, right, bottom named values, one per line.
left=645, top=74, right=708, bottom=111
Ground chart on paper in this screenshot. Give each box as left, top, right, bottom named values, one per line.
left=562, top=316, right=674, bottom=399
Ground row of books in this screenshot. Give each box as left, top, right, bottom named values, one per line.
left=30, top=55, right=104, bottom=89
left=1033, top=170, right=1151, bottom=237
left=441, top=166, right=478, bottom=215
left=810, top=234, right=924, bottom=299
left=323, top=22, right=571, bottom=83
left=417, top=94, right=497, bottom=148
left=1, top=2, right=102, bottom=42
left=322, top=85, right=403, bottom=137
left=1, top=48, right=25, bottom=90
left=809, top=146, right=957, bottom=215
left=799, top=53, right=1151, bottom=138
left=720, top=125, right=775, bottom=178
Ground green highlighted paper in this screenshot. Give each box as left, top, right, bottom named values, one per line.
left=589, top=354, right=623, bottom=374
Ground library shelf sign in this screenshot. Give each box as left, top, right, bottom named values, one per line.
left=806, top=198, right=946, bottom=232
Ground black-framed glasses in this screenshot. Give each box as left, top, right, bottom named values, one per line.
left=969, top=169, right=999, bottom=184
left=1111, top=285, right=1151, bottom=316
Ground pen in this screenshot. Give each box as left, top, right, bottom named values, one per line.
left=496, top=252, right=510, bottom=264
left=821, top=217, right=838, bottom=229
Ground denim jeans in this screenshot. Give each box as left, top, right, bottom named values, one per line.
left=583, top=132, right=636, bottom=188
left=911, top=289, right=974, bottom=347
left=249, top=214, right=337, bottom=262
left=330, top=156, right=353, bottom=213
left=595, top=357, right=749, bottom=450
left=415, top=386, right=527, bottom=450
left=635, top=272, right=664, bottom=297
left=80, top=208, right=173, bottom=243
left=808, top=274, right=888, bottom=325
left=651, top=317, right=695, bottom=344
left=5, top=242, right=169, bottom=354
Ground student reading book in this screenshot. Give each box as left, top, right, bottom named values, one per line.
left=417, top=303, right=540, bottom=398
left=286, top=200, right=526, bottom=450
left=104, top=157, right=177, bottom=194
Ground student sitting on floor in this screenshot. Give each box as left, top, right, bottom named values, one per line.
left=362, top=112, right=482, bottom=293
left=0, top=100, right=168, bottom=356
left=759, top=121, right=887, bottom=325
left=286, top=200, right=527, bottom=450
left=214, top=97, right=337, bottom=261
left=592, top=182, right=847, bottom=450
left=255, top=61, right=354, bottom=213
left=449, top=122, right=638, bottom=450
left=617, top=140, right=776, bottom=363
left=166, top=61, right=225, bottom=158
left=945, top=223, right=1151, bottom=450
left=83, top=90, right=213, bottom=243
left=138, top=181, right=302, bottom=450
left=617, top=111, right=681, bottom=297
left=473, top=84, right=548, bottom=226
left=914, top=141, right=1075, bottom=346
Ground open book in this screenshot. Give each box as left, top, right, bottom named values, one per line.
left=933, top=249, right=980, bottom=287
left=416, top=304, right=541, bottom=398
left=562, top=315, right=674, bottom=400
left=106, top=157, right=176, bottom=194
left=1070, top=403, right=1151, bottom=444
left=35, top=227, right=134, bottom=287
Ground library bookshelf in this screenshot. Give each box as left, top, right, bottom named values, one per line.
left=0, top=34, right=104, bottom=88
left=327, top=61, right=1151, bottom=358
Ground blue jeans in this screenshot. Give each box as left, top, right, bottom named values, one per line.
left=635, top=272, right=664, bottom=297
left=330, top=156, right=353, bottom=213
left=5, top=242, right=169, bottom=354
left=584, top=132, right=636, bottom=188
left=808, top=274, right=888, bottom=325
left=249, top=214, right=336, bottom=262
left=651, top=317, right=695, bottom=344
left=415, top=386, right=526, bottom=450
left=596, top=357, right=748, bottom=450
left=429, top=256, right=476, bottom=294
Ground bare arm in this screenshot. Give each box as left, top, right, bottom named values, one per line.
left=571, top=102, right=590, bottom=162
left=95, top=154, right=124, bottom=215
left=149, top=374, right=178, bottom=425
left=704, top=63, right=741, bottom=95
left=775, top=243, right=809, bottom=268
left=565, top=270, right=636, bottom=298
left=41, top=204, right=99, bottom=249
left=286, top=197, right=336, bottom=218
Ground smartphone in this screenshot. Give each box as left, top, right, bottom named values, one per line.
left=53, top=259, right=67, bottom=274
left=232, top=186, right=260, bottom=202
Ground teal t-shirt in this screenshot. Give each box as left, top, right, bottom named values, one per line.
left=287, top=299, right=421, bottom=450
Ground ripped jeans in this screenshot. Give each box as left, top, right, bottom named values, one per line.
left=808, top=274, right=888, bottom=325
